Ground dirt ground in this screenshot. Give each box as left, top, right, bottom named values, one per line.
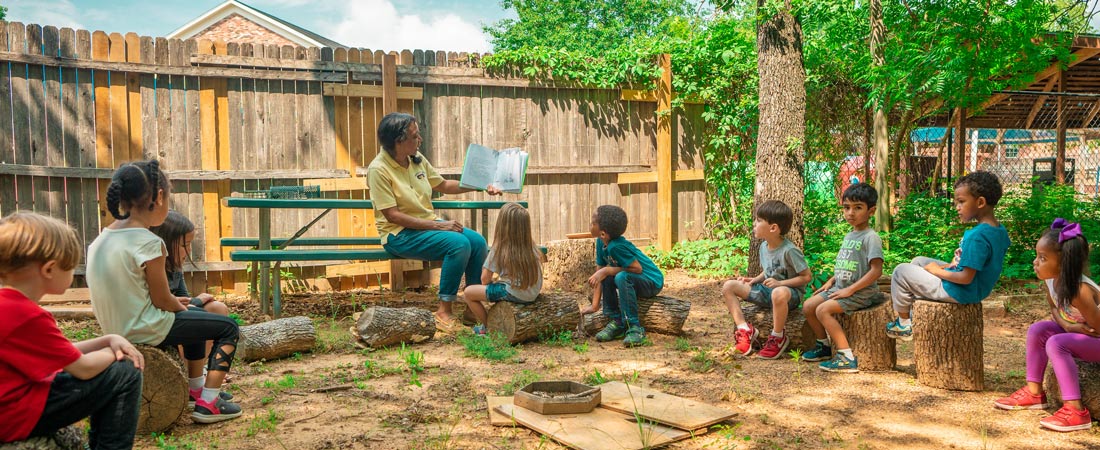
left=72, top=270, right=1100, bottom=449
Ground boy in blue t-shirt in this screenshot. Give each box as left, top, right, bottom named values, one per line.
left=886, top=171, right=1011, bottom=340
left=582, top=205, right=664, bottom=347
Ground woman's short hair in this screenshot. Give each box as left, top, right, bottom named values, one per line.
left=377, top=112, right=418, bottom=156
left=0, top=211, right=82, bottom=275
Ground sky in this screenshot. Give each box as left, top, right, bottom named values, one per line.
left=4, top=0, right=1100, bottom=53
left=1, top=0, right=511, bottom=52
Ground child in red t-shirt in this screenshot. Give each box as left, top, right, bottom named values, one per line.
left=0, top=212, right=144, bottom=449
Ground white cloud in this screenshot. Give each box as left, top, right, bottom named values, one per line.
left=4, top=0, right=85, bottom=30
left=327, top=0, right=490, bottom=53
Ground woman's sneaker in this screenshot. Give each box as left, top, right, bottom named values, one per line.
left=1039, top=404, right=1092, bottom=432
left=993, top=386, right=1047, bottom=410
left=188, top=388, right=234, bottom=408
left=192, top=397, right=243, bottom=424
left=802, top=341, right=833, bottom=362
left=819, top=353, right=859, bottom=373
left=595, top=322, right=626, bottom=342
left=885, top=318, right=913, bottom=341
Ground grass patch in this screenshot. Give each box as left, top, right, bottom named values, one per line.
left=687, top=348, right=716, bottom=373
left=151, top=432, right=198, bottom=450
left=245, top=409, right=281, bottom=437
left=497, top=369, right=542, bottom=395
left=57, top=320, right=100, bottom=342
left=572, top=341, right=590, bottom=354
left=583, top=368, right=608, bottom=386
left=538, top=329, right=574, bottom=346
left=457, top=329, right=518, bottom=361
left=312, top=317, right=355, bottom=353
left=672, top=336, right=695, bottom=352
left=401, top=343, right=426, bottom=387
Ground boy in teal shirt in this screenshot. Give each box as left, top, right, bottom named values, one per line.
left=583, top=205, right=664, bottom=347
left=886, top=171, right=1011, bottom=339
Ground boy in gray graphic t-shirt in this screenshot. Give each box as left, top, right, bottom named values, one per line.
left=801, top=183, right=886, bottom=373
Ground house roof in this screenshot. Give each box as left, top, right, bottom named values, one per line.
left=167, top=0, right=345, bottom=49
left=921, top=35, right=1100, bottom=130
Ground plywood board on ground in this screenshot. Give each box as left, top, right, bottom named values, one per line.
left=44, top=304, right=94, bottom=320
left=495, top=403, right=690, bottom=450
left=597, top=381, right=735, bottom=430
left=487, top=396, right=518, bottom=427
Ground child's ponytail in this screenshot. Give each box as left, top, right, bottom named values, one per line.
left=1046, top=218, right=1090, bottom=310
left=106, top=160, right=170, bottom=220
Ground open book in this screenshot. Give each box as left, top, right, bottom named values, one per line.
left=458, top=144, right=529, bottom=194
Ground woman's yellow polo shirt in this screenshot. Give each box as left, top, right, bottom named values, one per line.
left=366, top=151, right=445, bottom=244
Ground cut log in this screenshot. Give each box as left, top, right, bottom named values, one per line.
left=355, top=307, right=436, bottom=347
left=543, top=239, right=596, bottom=291
left=739, top=303, right=815, bottom=352
left=836, top=301, right=896, bottom=371
left=1044, top=360, right=1100, bottom=414
left=580, top=296, right=691, bottom=336
left=136, top=345, right=187, bottom=435
left=487, top=292, right=582, bottom=344
left=913, top=301, right=983, bottom=391
left=0, top=425, right=86, bottom=450
left=237, top=316, right=317, bottom=362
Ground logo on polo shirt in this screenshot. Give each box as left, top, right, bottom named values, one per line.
left=416, top=172, right=426, bottom=180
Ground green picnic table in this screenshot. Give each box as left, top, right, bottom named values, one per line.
left=223, top=197, right=527, bottom=317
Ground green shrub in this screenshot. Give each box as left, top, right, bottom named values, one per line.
left=648, top=237, right=749, bottom=278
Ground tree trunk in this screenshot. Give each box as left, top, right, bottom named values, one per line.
left=487, top=292, right=581, bottom=344
left=913, top=301, right=984, bottom=391
left=354, top=307, right=436, bottom=348
left=749, top=0, right=806, bottom=274
left=837, top=301, right=896, bottom=371
left=740, top=303, right=815, bottom=352
left=0, top=425, right=86, bottom=450
left=870, top=0, right=891, bottom=232
left=581, top=295, right=691, bottom=336
left=543, top=238, right=597, bottom=292
left=135, top=345, right=187, bottom=435
left=1043, top=361, right=1100, bottom=414
left=237, top=316, right=317, bottom=362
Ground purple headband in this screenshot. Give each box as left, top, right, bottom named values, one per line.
left=1051, top=218, right=1084, bottom=243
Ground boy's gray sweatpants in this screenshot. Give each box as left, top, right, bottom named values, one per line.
left=890, top=257, right=959, bottom=315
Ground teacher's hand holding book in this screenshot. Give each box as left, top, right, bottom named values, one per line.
left=485, top=184, right=503, bottom=196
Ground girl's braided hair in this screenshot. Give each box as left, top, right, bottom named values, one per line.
left=105, top=160, right=169, bottom=220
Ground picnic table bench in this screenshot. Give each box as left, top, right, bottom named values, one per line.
left=222, top=197, right=527, bottom=317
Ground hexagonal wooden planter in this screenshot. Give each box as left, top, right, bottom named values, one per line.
left=514, top=381, right=601, bottom=415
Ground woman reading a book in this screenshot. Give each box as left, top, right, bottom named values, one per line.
left=368, top=112, right=502, bottom=328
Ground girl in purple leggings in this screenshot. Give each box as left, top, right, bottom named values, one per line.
left=993, top=218, right=1099, bottom=432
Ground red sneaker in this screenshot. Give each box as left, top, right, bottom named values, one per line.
left=756, top=334, right=790, bottom=359
left=733, top=324, right=758, bottom=356
left=1040, top=404, right=1093, bottom=432
left=993, top=386, right=1047, bottom=410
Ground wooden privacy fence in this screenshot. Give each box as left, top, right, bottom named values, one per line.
left=0, top=21, right=708, bottom=294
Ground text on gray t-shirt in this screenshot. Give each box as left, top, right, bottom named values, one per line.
left=833, top=228, right=885, bottom=299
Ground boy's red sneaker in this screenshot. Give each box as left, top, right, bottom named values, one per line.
left=1040, top=404, right=1093, bottom=432
left=993, top=386, right=1047, bottom=410
left=733, top=324, right=758, bottom=356
left=756, top=334, right=790, bottom=359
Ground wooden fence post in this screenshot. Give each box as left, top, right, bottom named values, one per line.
left=656, top=54, right=673, bottom=251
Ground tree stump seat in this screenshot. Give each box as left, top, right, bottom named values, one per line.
left=135, top=345, right=188, bottom=434
left=1043, top=360, right=1100, bottom=414
left=741, top=303, right=815, bottom=352
left=488, top=292, right=582, bottom=344
left=835, top=301, right=896, bottom=371
left=912, top=300, right=984, bottom=391
left=580, top=295, right=690, bottom=337
left=0, top=425, right=86, bottom=450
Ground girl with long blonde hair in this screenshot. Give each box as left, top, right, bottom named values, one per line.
left=462, top=203, right=543, bottom=334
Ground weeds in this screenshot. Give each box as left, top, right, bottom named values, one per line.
left=672, top=336, right=695, bottom=352
left=539, top=329, right=574, bottom=346
left=497, top=369, right=542, bottom=395
left=788, top=348, right=803, bottom=382
left=313, top=318, right=355, bottom=353
left=246, top=409, right=281, bottom=436
left=401, top=343, right=425, bottom=387
left=151, top=432, right=197, bottom=450
left=688, top=348, right=716, bottom=373
left=228, top=313, right=246, bottom=326
left=583, top=368, right=608, bottom=386
left=701, top=423, right=751, bottom=449
left=457, top=328, right=518, bottom=361
left=572, top=341, right=590, bottom=354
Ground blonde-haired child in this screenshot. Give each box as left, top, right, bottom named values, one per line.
left=0, top=212, right=144, bottom=447
left=462, top=203, right=544, bottom=334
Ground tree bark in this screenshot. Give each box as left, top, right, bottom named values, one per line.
left=487, top=292, right=581, bottom=344
left=740, top=302, right=815, bottom=352
left=749, top=0, right=806, bottom=274
left=135, top=345, right=187, bottom=435
left=581, top=295, right=691, bottom=336
left=543, top=238, right=597, bottom=292
left=237, top=316, right=317, bottom=362
left=871, top=0, right=891, bottom=232
left=837, top=301, right=896, bottom=371
left=0, top=425, right=86, bottom=450
left=355, top=307, right=436, bottom=348
left=913, top=301, right=984, bottom=391
left=1043, top=361, right=1100, bottom=414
